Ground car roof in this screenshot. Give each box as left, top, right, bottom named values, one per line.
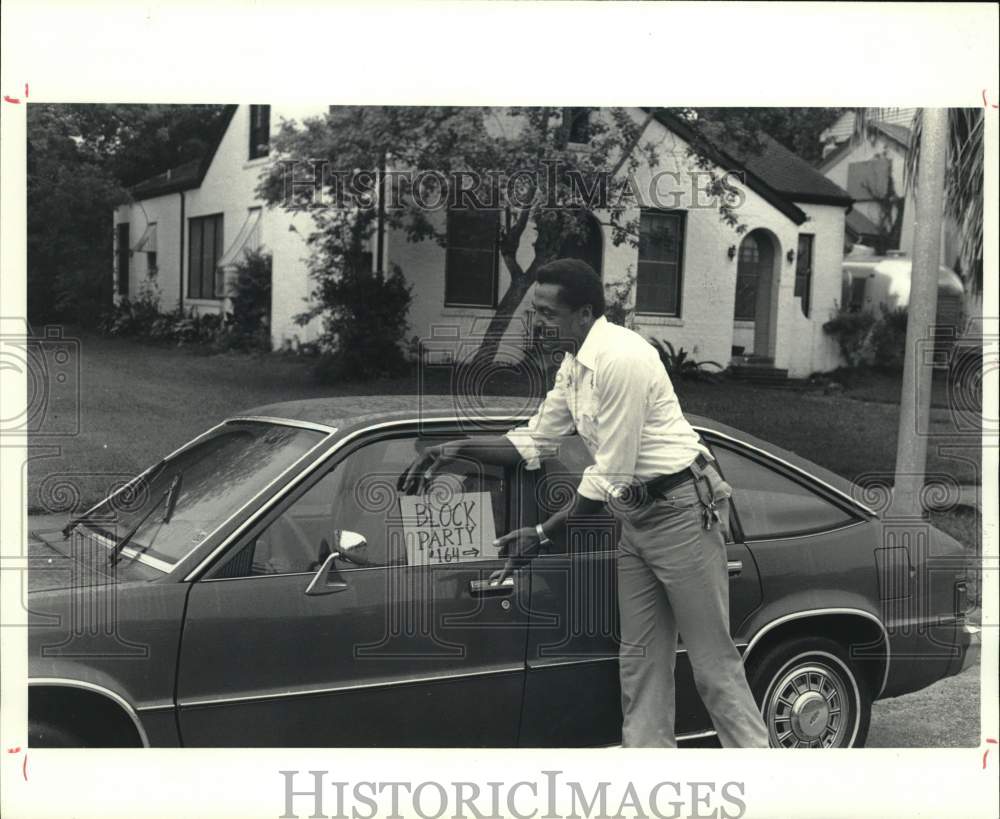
left=233, top=395, right=865, bottom=508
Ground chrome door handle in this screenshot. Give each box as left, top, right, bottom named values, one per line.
left=469, top=577, right=515, bottom=595
left=727, top=560, right=743, bottom=576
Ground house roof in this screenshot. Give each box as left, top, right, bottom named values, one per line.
left=728, top=132, right=854, bottom=207
left=129, top=105, right=238, bottom=201
left=649, top=110, right=852, bottom=226
left=845, top=208, right=881, bottom=240
left=816, top=119, right=913, bottom=174
left=870, top=120, right=912, bottom=149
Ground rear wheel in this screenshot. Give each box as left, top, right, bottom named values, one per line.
left=748, top=636, right=871, bottom=748
left=29, top=720, right=85, bottom=748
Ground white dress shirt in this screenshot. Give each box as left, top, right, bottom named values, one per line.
left=506, top=315, right=710, bottom=503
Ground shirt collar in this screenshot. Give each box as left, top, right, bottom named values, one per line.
left=573, top=315, right=609, bottom=371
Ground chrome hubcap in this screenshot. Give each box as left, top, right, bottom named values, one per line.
left=766, top=662, right=850, bottom=748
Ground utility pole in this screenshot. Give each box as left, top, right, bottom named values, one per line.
left=891, top=108, right=949, bottom=517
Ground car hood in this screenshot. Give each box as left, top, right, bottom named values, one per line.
left=29, top=528, right=162, bottom=592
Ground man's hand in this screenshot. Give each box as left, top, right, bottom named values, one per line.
left=489, top=526, right=544, bottom=585
left=397, top=441, right=465, bottom=495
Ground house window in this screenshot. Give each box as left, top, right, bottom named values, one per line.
left=444, top=208, right=499, bottom=308
left=248, top=105, right=270, bottom=160
left=564, top=107, right=591, bottom=144
left=116, top=223, right=130, bottom=296
left=188, top=214, right=225, bottom=300
left=147, top=251, right=158, bottom=277
left=794, top=234, right=814, bottom=317
left=734, top=235, right=760, bottom=321
left=635, top=210, right=685, bottom=316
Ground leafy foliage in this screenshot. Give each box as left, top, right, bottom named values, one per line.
left=27, top=104, right=227, bottom=325
left=869, top=305, right=909, bottom=371
left=822, top=304, right=878, bottom=368
left=603, top=268, right=637, bottom=329
left=228, top=250, right=273, bottom=351
left=259, top=106, right=829, bottom=368
left=649, top=339, right=724, bottom=382
left=295, top=248, right=414, bottom=381
left=693, top=108, right=847, bottom=163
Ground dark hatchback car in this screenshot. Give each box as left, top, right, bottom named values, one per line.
left=27, top=396, right=977, bottom=748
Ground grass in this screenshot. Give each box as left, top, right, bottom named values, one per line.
left=28, top=330, right=984, bottom=552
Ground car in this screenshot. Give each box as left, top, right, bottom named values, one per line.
left=26, top=395, right=977, bottom=748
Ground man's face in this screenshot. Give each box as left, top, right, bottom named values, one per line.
left=531, top=283, right=590, bottom=353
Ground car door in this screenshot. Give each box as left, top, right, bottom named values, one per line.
left=174, top=424, right=532, bottom=747
left=519, top=435, right=763, bottom=746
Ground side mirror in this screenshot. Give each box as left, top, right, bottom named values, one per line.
left=304, top=531, right=368, bottom=596
left=336, top=529, right=369, bottom=565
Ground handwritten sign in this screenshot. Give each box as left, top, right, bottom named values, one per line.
left=398, top=491, right=498, bottom=566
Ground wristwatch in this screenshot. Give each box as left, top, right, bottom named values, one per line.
left=535, top=523, right=552, bottom=549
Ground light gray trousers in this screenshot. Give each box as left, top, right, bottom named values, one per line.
left=615, top=474, right=770, bottom=748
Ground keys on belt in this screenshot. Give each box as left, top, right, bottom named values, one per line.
left=640, top=454, right=721, bottom=530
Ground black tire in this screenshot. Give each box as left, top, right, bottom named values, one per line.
left=29, top=720, right=85, bottom=748
left=747, top=636, right=872, bottom=748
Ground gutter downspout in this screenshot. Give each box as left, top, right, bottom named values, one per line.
left=179, top=191, right=186, bottom=314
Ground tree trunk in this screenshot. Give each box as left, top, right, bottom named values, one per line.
left=466, top=272, right=535, bottom=369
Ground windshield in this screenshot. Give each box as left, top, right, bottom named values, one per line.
left=77, top=421, right=327, bottom=570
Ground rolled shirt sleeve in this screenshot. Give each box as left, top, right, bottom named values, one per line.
left=505, top=361, right=576, bottom=470
left=577, top=355, right=651, bottom=502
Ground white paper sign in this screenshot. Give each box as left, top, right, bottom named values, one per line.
left=398, top=491, right=499, bottom=566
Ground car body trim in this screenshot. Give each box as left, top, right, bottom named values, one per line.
left=78, top=527, right=176, bottom=573
left=603, top=729, right=719, bottom=748
left=228, top=416, right=339, bottom=434
left=28, top=678, right=150, bottom=747
left=177, top=664, right=527, bottom=708
left=742, top=518, right=868, bottom=544
left=183, top=414, right=533, bottom=582
left=695, top=426, right=878, bottom=518
left=528, top=643, right=750, bottom=669
left=741, top=608, right=890, bottom=697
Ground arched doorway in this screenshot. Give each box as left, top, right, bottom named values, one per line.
left=558, top=212, right=603, bottom=277
left=734, top=229, right=779, bottom=360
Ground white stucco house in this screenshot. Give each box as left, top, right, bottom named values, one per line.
left=113, top=106, right=857, bottom=378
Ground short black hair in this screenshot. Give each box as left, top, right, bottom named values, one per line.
left=536, top=258, right=605, bottom=318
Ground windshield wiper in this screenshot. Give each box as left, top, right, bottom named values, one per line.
left=62, top=459, right=168, bottom=538
left=107, top=473, right=183, bottom=566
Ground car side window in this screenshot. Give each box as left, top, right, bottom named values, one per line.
left=712, top=444, right=858, bottom=540
left=536, top=434, right=620, bottom=554
left=218, top=434, right=509, bottom=577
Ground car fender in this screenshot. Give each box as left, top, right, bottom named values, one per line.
left=739, top=592, right=889, bottom=697
left=27, top=672, right=151, bottom=747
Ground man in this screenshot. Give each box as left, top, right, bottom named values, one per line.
left=400, top=258, right=769, bottom=748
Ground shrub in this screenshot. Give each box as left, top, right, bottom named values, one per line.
left=869, top=305, right=908, bottom=371
left=53, top=267, right=110, bottom=329
left=822, top=303, right=877, bottom=368
left=227, top=250, right=273, bottom=351
left=298, top=262, right=413, bottom=381
left=98, top=286, right=162, bottom=337
left=649, top=339, right=724, bottom=382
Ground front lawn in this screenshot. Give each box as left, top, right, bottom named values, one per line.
left=28, top=331, right=983, bottom=535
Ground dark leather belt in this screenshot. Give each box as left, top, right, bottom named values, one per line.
left=641, top=453, right=713, bottom=499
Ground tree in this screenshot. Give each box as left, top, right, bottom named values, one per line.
left=257, top=106, right=790, bottom=368
left=694, top=107, right=846, bottom=163
left=26, top=104, right=227, bottom=325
